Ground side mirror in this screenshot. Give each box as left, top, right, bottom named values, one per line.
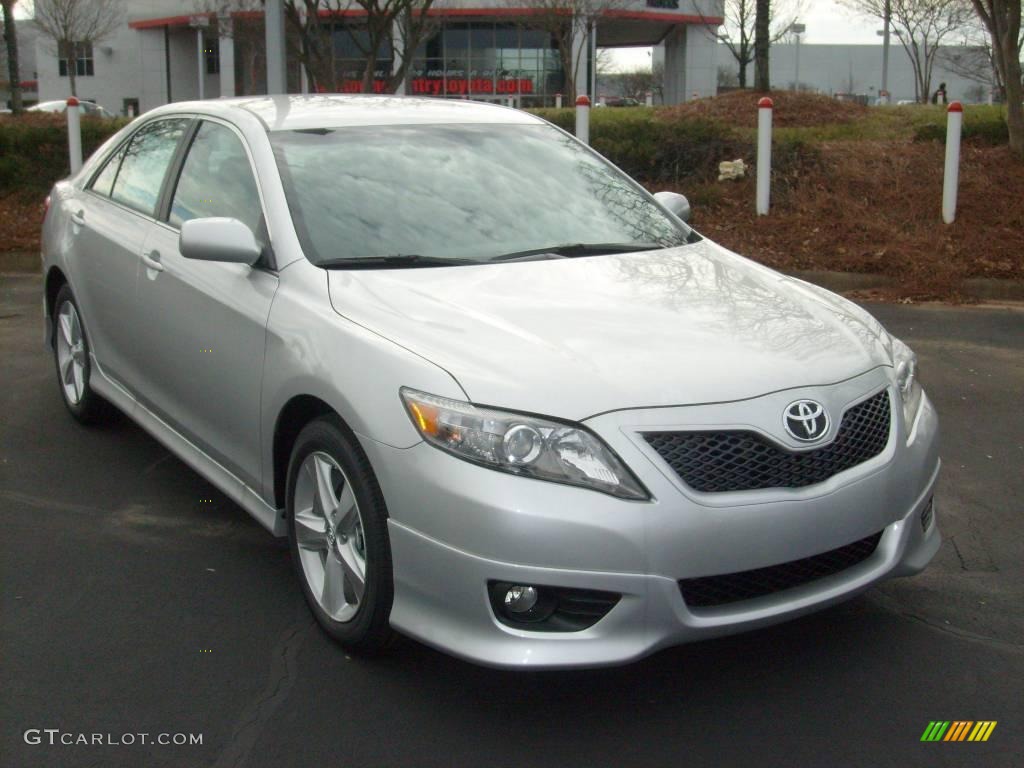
left=179, top=217, right=262, bottom=265
left=654, top=191, right=692, bottom=224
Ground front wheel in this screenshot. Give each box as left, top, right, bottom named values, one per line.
left=286, top=416, right=395, bottom=653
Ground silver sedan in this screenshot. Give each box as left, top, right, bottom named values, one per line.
left=41, top=96, right=940, bottom=668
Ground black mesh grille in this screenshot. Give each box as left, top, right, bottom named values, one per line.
left=644, top=390, right=891, bottom=493
left=679, top=531, right=883, bottom=608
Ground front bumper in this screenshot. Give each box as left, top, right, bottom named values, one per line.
left=362, top=371, right=940, bottom=669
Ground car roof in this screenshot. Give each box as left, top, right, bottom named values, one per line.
left=145, top=94, right=545, bottom=132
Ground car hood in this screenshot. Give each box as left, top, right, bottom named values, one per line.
left=327, top=242, right=893, bottom=420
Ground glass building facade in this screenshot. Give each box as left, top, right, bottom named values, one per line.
left=331, top=21, right=566, bottom=107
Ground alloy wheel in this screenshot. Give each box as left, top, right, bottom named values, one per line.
left=56, top=301, right=87, bottom=405
left=293, top=451, right=367, bottom=622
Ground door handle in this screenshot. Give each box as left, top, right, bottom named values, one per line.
left=141, top=250, right=164, bottom=272
left=70, top=210, right=85, bottom=226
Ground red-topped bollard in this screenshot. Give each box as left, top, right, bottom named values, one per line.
left=943, top=101, right=963, bottom=224
left=555, top=93, right=563, bottom=109
left=576, top=95, right=591, bottom=146
left=66, top=97, right=83, bottom=174
left=756, top=97, right=773, bottom=216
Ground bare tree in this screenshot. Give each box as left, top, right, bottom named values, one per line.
left=608, top=65, right=658, bottom=100
left=969, top=0, right=1023, bottom=157
left=941, top=21, right=1001, bottom=90
left=841, top=0, right=974, bottom=102
left=284, top=0, right=434, bottom=94
left=32, top=0, right=123, bottom=97
left=700, top=0, right=803, bottom=88
left=754, top=0, right=771, bottom=91
left=2, top=0, right=23, bottom=112
left=505, top=0, right=624, bottom=99
left=717, top=64, right=740, bottom=87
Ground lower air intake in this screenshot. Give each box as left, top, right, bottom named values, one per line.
left=678, top=531, right=884, bottom=608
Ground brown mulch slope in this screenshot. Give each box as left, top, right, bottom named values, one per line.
left=693, top=142, right=1024, bottom=300
left=666, top=90, right=869, bottom=128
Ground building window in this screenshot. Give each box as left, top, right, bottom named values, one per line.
left=205, top=38, right=220, bottom=75
left=409, top=22, right=563, bottom=106
left=58, top=42, right=95, bottom=77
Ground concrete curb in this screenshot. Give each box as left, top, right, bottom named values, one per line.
left=0, top=252, right=40, bottom=274
left=783, top=270, right=1024, bottom=302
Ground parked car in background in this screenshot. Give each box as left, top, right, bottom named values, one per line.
left=606, top=97, right=641, bottom=107
left=40, top=95, right=941, bottom=669
left=28, top=100, right=115, bottom=119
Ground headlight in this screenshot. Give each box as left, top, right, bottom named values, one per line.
left=400, top=388, right=649, bottom=500
left=891, top=337, right=923, bottom=429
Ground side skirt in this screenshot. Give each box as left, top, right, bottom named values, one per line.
left=89, top=356, right=287, bottom=537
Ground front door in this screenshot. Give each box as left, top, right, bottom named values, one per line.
left=133, top=120, right=277, bottom=490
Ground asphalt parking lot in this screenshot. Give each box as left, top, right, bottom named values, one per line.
left=1, top=273, right=1022, bottom=768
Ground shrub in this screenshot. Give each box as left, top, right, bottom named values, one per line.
left=530, top=107, right=748, bottom=186
left=913, top=113, right=1008, bottom=145
left=0, top=114, right=128, bottom=198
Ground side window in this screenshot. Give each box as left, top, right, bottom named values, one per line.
left=89, top=145, right=126, bottom=198
left=169, top=122, right=263, bottom=237
left=109, top=118, right=190, bottom=217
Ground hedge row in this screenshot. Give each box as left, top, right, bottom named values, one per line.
left=0, top=107, right=817, bottom=200
left=530, top=107, right=748, bottom=185
left=530, top=106, right=819, bottom=197
left=912, top=116, right=1009, bottom=145
left=0, top=114, right=129, bottom=198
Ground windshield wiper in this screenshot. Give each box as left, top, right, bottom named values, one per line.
left=316, top=254, right=481, bottom=270
left=491, top=242, right=667, bottom=262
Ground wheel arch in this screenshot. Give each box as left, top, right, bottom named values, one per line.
left=272, top=394, right=361, bottom=511
left=44, top=266, right=69, bottom=346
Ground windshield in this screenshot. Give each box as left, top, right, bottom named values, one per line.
left=270, top=123, right=691, bottom=266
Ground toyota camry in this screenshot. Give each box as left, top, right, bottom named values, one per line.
left=41, top=95, right=940, bottom=668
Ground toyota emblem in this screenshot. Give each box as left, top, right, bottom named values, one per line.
left=783, top=400, right=830, bottom=442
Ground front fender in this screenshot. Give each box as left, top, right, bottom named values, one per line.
left=259, top=259, right=466, bottom=504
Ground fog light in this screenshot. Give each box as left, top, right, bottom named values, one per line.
left=503, top=585, right=539, bottom=613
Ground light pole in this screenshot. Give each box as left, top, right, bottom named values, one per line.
left=790, top=23, right=805, bottom=91
left=876, top=0, right=891, bottom=103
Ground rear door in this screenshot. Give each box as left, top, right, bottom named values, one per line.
left=68, top=117, right=191, bottom=391
left=133, top=119, right=278, bottom=490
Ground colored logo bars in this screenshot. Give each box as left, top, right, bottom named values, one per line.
left=921, top=721, right=997, bottom=742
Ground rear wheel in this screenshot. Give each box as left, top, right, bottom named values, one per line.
left=52, top=285, right=112, bottom=424
left=286, top=416, right=395, bottom=653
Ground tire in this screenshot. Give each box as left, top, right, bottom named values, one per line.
left=52, top=284, right=113, bottom=424
left=286, top=415, right=395, bottom=653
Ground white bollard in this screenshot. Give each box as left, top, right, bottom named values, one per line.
left=645, top=92, right=653, bottom=107
left=942, top=101, right=963, bottom=225
left=756, top=96, right=773, bottom=216
left=66, top=97, right=83, bottom=175
left=555, top=93, right=562, bottom=109
left=575, top=95, right=590, bottom=145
